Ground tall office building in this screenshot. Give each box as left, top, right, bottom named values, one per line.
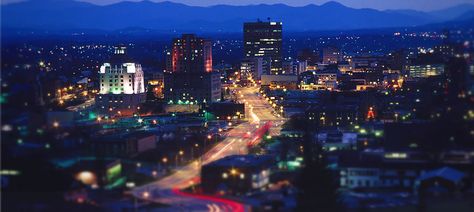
left=96, top=46, right=146, bottom=116
left=244, top=20, right=283, bottom=75
left=164, top=34, right=221, bottom=104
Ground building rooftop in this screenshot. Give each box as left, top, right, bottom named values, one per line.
left=417, top=167, right=466, bottom=183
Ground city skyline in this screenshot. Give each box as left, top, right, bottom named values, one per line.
left=2, top=0, right=473, bottom=211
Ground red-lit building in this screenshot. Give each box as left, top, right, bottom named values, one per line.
left=170, top=34, right=212, bottom=73
left=165, top=34, right=221, bottom=104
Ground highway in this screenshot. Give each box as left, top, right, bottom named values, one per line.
left=132, top=85, right=285, bottom=211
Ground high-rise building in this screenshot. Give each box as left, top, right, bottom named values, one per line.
left=170, top=34, right=212, bottom=73
left=96, top=46, right=146, bottom=116
left=164, top=34, right=221, bottom=104
left=244, top=20, right=283, bottom=75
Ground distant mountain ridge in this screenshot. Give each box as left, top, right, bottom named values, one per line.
left=2, top=0, right=474, bottom=32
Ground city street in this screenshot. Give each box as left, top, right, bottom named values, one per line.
left=66, top=98, right=95, bottom=112
left=132, top=85, right=286, bottom=211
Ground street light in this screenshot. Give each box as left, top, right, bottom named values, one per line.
left=162, top=157, right=168, bottom=173
left=176, top=150, right=184, bottom=167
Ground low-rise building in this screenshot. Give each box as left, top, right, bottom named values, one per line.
left=407, top=64, right=444, bottom=78
left=90, top=131, right=156, bottom=157
left=206, top=102, right=245, bottom=120
left=261, top=74, right=298, bottom=90
left=317, top=130, right=357, bottom=151
left=338, top=151, right=474, bottom=190
left=306, top=104, right=359, bottom=127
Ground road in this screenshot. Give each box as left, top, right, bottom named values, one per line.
left=67, top=98, right=95, bottom=112
left=132, top=85, right=285, bottom=211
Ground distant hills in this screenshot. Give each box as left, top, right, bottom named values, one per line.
left=2, top=0, right=474, bottom=32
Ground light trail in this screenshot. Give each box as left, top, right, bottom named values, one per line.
left=171, top=188, right=245, bottom=212
left=131, top=86, right=285, bottom=211
left=249, top=106, right=260, bottom=123
left=208, top=138, right=237, bottom=161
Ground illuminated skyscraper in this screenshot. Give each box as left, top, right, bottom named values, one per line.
left=170, top=34, right=212, bottom=73
left=96, top=46, right=146, bottom=115
left=165, top=34, right=221, bottom=104
left=244, top=20, right=282, bottom=75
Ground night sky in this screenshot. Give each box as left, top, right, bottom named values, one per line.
left=2, top=0, right=474, bottom=11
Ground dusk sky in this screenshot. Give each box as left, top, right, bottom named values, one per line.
left=2, top=0, right=474, bottom=11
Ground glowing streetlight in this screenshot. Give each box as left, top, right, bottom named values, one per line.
left=76, top=171, right=96, bottom=185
